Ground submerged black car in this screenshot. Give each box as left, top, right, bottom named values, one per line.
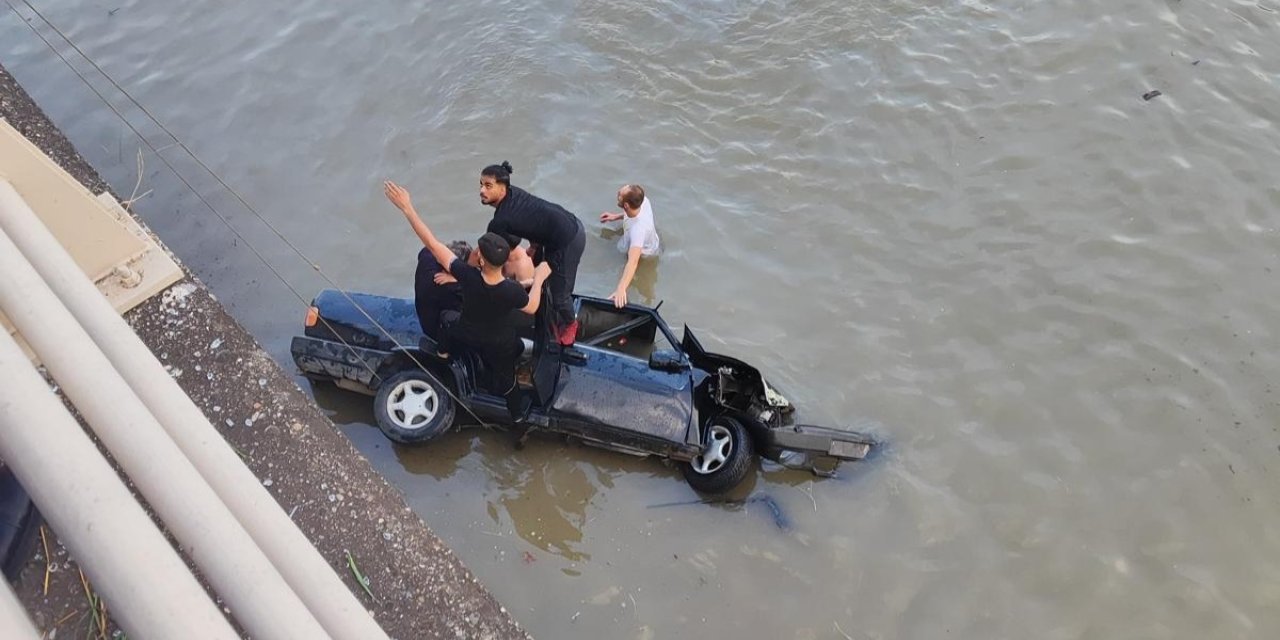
left=291, top=289, right=873, bottom=494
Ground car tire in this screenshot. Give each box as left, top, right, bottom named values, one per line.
left=682, top=416, right=754, bottom=494
left=373, top=369, right=456, bottom=444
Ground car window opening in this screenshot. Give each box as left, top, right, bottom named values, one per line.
left=576, top=303, right=669, bottom=360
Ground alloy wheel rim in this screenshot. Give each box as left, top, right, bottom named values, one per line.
left=691, top=424, right=733, bottom=474
left=387, top=380, right=439, bottom=430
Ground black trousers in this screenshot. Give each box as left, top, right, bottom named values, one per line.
left=545, top=219, right=586, bottom=327
left=440, top=310, right=526, bottom=421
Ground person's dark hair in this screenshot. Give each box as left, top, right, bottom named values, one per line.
left=446, top=240, right=472, bottom=262
left=481, top=161, right=514, bottom=186
left=620, top=184, right=645, bottom=210
left=476, top=232, right=511, bottom=267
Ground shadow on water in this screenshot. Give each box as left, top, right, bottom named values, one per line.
left=395, top=426, right=690, bottom=563
left=645, top=469, right=798, bottom=531
left=481, top=440, right=598, bottom=563
left=309, top=371, right=885, bottom=539
left=463, top=429, right=703, bottom=563
left=642, top=451, right=880, bottom=534
left=308, top=380, right=604, bottom=563
left=303, top=377, right=374, bottom=426
left=390, top=428, right=477, bottom=481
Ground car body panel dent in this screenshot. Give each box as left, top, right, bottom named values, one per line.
left=551, top=348, right=692, bottom=444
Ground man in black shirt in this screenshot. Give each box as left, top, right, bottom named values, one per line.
left=480, top=161, right=585, bottom=346
left=386, top=180, right=551, bottom=421
left=413, top=240, right=471, bottom=339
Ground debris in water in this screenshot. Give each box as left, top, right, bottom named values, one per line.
left=647, top=494, right=792, bottom=531
left=748, top=495, right=791, bottom=531
left=797, top=483, right=818, bottom=512
left=1191, top=60, right=1200, bottom=66
left=1142, top=90, right=1163, bottom=101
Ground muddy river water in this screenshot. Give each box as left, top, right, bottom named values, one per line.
left=4, top=0, right=1279, bottom=637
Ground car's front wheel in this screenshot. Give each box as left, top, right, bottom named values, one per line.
left=373, top=369, right=456, bottom=444
left=682, top=416, right=754, bottom=494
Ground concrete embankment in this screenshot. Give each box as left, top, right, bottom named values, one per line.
left=1, top=62, right=530, bottom=640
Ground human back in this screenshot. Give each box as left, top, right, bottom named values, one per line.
left=413, top=241, right=470, bottom=337
left=451, top=234, right=529, bottom=340
left=619, top=196, right=661, bottom=256
left=488, top=185, right=580, bottom=249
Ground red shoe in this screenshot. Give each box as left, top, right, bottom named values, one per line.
left=556, top=319, right=579, bottom=346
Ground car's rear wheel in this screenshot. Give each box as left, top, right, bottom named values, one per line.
left=682, top=416, right=754, bottom=494
left=374, top=369, right=456, bottom=444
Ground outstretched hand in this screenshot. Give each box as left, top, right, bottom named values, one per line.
left=383, top=180, right=415, bottom=214
left=534, top=261, right=552, bottom=280
left=608, top=287, right=628, bottom=308
left=599, top=211, right=623, bottom=223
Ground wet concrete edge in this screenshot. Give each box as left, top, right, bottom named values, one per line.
left=0, top=62, right=531, bottom=640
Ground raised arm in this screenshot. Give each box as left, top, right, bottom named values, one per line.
left=609, top=246, right=643, bottom=308
left=384, top=181, right=457, bottom=270
left=519, top=262, right=553, bottom=314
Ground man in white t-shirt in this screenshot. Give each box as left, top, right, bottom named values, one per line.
left=599, top=184, right=661, bottom=308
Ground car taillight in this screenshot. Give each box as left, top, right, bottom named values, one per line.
left=304, top=306, right=319, bottom=327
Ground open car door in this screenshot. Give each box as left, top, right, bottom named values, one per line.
left=548, top=299, right=694, bottom=444
left=527, top=287, right=561, bottom=408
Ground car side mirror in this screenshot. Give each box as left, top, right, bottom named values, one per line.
left=648, top=349, right=688, bottom=372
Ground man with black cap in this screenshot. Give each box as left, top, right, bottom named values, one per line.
left=385, top=180, right=551, bottom=421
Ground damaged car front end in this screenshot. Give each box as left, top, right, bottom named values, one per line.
left=682, top=326, right=873, bottom=479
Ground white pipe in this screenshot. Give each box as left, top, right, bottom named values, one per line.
left=0, top=208, right=331, bottom=639
left=0, top=182, right=389, bottom=639
left=0, top=576, right=41, bottom=640
left=0, top=329, right=238, bottom=639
